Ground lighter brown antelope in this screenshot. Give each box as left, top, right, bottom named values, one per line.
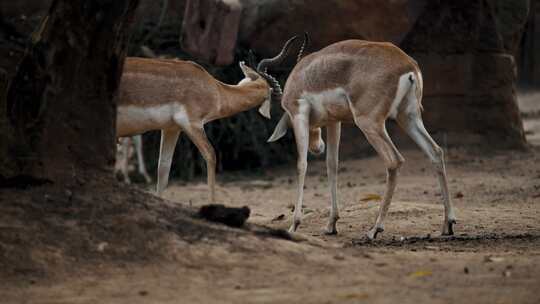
left=268, top=40, right=456, bottom=239
left=116, top=35, right=302, bottom=201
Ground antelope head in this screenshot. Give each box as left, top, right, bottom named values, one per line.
left=237, top=35, right=306, bottom=119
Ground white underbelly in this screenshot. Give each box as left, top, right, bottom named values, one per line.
left=303, top=87, right=353, bottom=127
left=116, top=104, right=174, bottom=137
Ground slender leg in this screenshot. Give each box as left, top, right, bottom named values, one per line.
left=397, top=112, right=457, bottom=235
left=290, top=112, right=310, bottom=232
left=156, top=128, right=181, bottom=195
left=357, top=122, right=404, bottom=240
left=133, top=135, right=152, bottom=183
left=324, top=122, right=341, bottom=235
left=119, top=137, right=132, bottom=184
left=182, top=124, right=217, bottom=203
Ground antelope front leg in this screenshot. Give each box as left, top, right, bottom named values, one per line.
left=324, top=122, right=341, bottom=235
left=183, top=124, right=217, bottom=203
left=290, top=113, right=310, bottom=232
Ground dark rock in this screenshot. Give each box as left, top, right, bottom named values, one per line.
left=271, top=214, right=285, bottom=222
left=401, top=0, right=529, bottom=54
left=199, top=204, right=250, bottom=228
left=181, top=0, right=242, bottom=65
left=413, top=52, right=525, bottom=147
left=239, top=0, right=426, bottom=58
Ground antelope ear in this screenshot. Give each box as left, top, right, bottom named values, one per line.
left=258, top=88, right=272, bottom=119
left=239, top=61, right=259, bottom=80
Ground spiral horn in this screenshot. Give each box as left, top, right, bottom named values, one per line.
left=257, top=35, right=300, bottom=73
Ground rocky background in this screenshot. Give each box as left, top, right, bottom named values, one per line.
left=1, top=0, right=538, bottom=180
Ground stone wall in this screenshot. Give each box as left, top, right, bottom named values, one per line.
left=400, top=0, right=528, bottom=147
left=519, top=0, right=540, bottom=87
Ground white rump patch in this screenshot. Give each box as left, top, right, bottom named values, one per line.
left=389, top=72, right=415, bottom=119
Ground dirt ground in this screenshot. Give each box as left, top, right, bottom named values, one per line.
left=2, top=145, right=539, bottom=304
left=2, top=94, right=540, bottom=304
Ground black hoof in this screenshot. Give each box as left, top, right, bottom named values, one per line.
left=373, top=227, right=384, bottom=239
left=289, top=220, right=301, bottom=233
left=443, top=220, right=456, bottom=236
left=324, top=229, right=338, bottom=236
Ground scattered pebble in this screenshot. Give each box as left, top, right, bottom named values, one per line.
left=362, top=253, right=373, bottom=259
left=464, top=267, right=469, bottom=274
left=271, top=214, right=285, bottom=222
left=97, top=242, right=108, bottom=252
left=360, top=194, right=382, bottom=202
left=65, top=190, right=73, bottom=199
left=409, top=270, right=432, bottom=278
left=484, top=256, right=505, bottom=263
left=334, top=254, right=345, bottom=260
